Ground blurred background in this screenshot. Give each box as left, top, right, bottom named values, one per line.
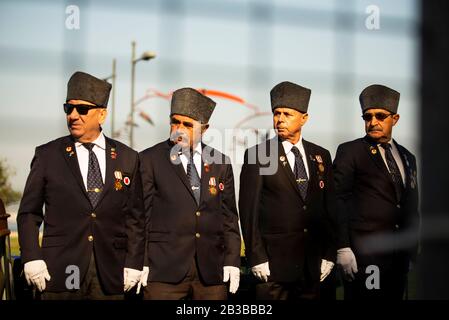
left=0, top=0, right=419, bottom=225
left=1, top=0, right=426, bottom=299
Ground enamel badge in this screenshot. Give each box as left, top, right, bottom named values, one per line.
left=66, top=145, right=74, bottom=157
left=111, top=148, right=117, bottom=160
left=123, top=176, right=131, bottom=186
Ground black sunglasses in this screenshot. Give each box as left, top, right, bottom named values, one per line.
left=362, top=112, right=393, bottom=122
left=63, top=103, right=103, bottom=115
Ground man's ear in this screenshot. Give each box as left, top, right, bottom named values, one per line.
left=302, top=113, right=309, bottom=124
left=201, top=124, right=209, bottom=134
left=392, top=113, right=400, bottom=126
left=98, top=108, right=108, bottom=125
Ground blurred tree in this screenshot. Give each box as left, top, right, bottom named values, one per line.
left=0, top=158, right=21, bottom=205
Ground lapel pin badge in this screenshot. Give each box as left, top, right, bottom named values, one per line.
left=319, top=180, right=325, bottom=189
left=66, top=146, right=75, bottom=157
left=219, top=182, right=224, bottom=191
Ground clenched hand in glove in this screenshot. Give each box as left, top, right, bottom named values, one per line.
left=24, top=260, right=51, bottom=292
left=337, top=247, right=358, bottom=281
left=320, top=259, right=335, bottom=282
left=251, top=261, right=270, bottom=282
left=136, top=266, right=149, bottom=294
left=123, top=268, right=142, bottom=292
left=223, top=266, right=240, bottom=294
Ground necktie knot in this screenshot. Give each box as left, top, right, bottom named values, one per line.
left=381, top=143, right=391, bottom=151
left=291, top=146, right=301, bottom=158
left=83, top=143, right=94, bottom=151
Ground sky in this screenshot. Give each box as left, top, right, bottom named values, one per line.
left=0, top=0, right=419, bottom=223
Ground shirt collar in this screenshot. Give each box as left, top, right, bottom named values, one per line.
left=377, top=138, right=393, bottom=148
left=75, top=132, right=106, bottom=150
left=282, top=136, right=304, bottom=154
left=179, top=142, right=203, bottom=156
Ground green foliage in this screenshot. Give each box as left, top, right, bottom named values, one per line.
left=0, top=158, right=21, bottom=205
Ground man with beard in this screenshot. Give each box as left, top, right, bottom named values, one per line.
left=138, top=88, right=241, bottom=299
left=333, top=84, right=420, bottom=299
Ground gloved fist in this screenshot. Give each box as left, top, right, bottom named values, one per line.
left=223, top=266, right=240, bottom=294
left=337, top=247, right=358, bottom=281
left=123, top=268, right=142, bottom=292
left=24, top=260, right=51, bottom=292
left=251, top=261, right=270, bottom=282
left=320, top=259, right=334, bottom=282
left=136, top=266, right=149, bottom=294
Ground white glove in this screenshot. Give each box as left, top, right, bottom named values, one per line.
left=251, top=261, right=270, bottom=282
left=24, top=260, right=51, bottom=292
left=320, top=259, right=334, bottom=282
left=337, top=247, right=358, bottom=281
left=223, top=266, right=240, bottom=294
left=136, top=266, right=149, bottom=294
left=123, top=268, right=142, bottom=292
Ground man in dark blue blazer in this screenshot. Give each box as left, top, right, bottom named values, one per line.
left=17, top=71, right=145, bottom=299
left=333, top=84, right=420, bottom=300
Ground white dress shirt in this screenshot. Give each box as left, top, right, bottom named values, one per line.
left=377, top=139, right=406, bottom=185
left=281, top=137, right=310, bottom=179
left=75, top=132, right=106, bottom=189
left=179, top=142, right=202, bottom=178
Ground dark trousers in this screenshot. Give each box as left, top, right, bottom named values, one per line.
left=256, top=280, right=320, bottom=301
left=343, top=265, right=408, bottom=300
left=144, top=257, right=227, bottom=300
left=41, top=253, right=123, bottom=300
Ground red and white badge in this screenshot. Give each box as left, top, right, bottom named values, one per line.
left=219, top=182, right=224, bottom=191
left=319, top=180, right=325, bottom=189
left=123, top=176, right=131, bottom=186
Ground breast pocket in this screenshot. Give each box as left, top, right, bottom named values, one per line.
left=42, top=236, right=67, bottom=248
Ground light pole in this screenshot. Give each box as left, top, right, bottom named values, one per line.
left=130, top=41, right=156, bottom=148
left=103, top=58, right=116, bottom=138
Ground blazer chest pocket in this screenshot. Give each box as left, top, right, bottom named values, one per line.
left=42, top=236, right=67, bottom=248
left=148, top=231, right=170, bottom=242
left=113, top=237, right=128, bottom=249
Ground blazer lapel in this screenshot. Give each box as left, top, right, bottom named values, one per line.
left=200, top=146, right=214, bottom=206
left=276, top=138, right=305, bottom=202
left=61, top=136, right=90, bottom=202
left=394, top=140, right=412, bottom=198
left=363, top=136, right=393, bottom=182
left=165, top=140, right=197, bottom=203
